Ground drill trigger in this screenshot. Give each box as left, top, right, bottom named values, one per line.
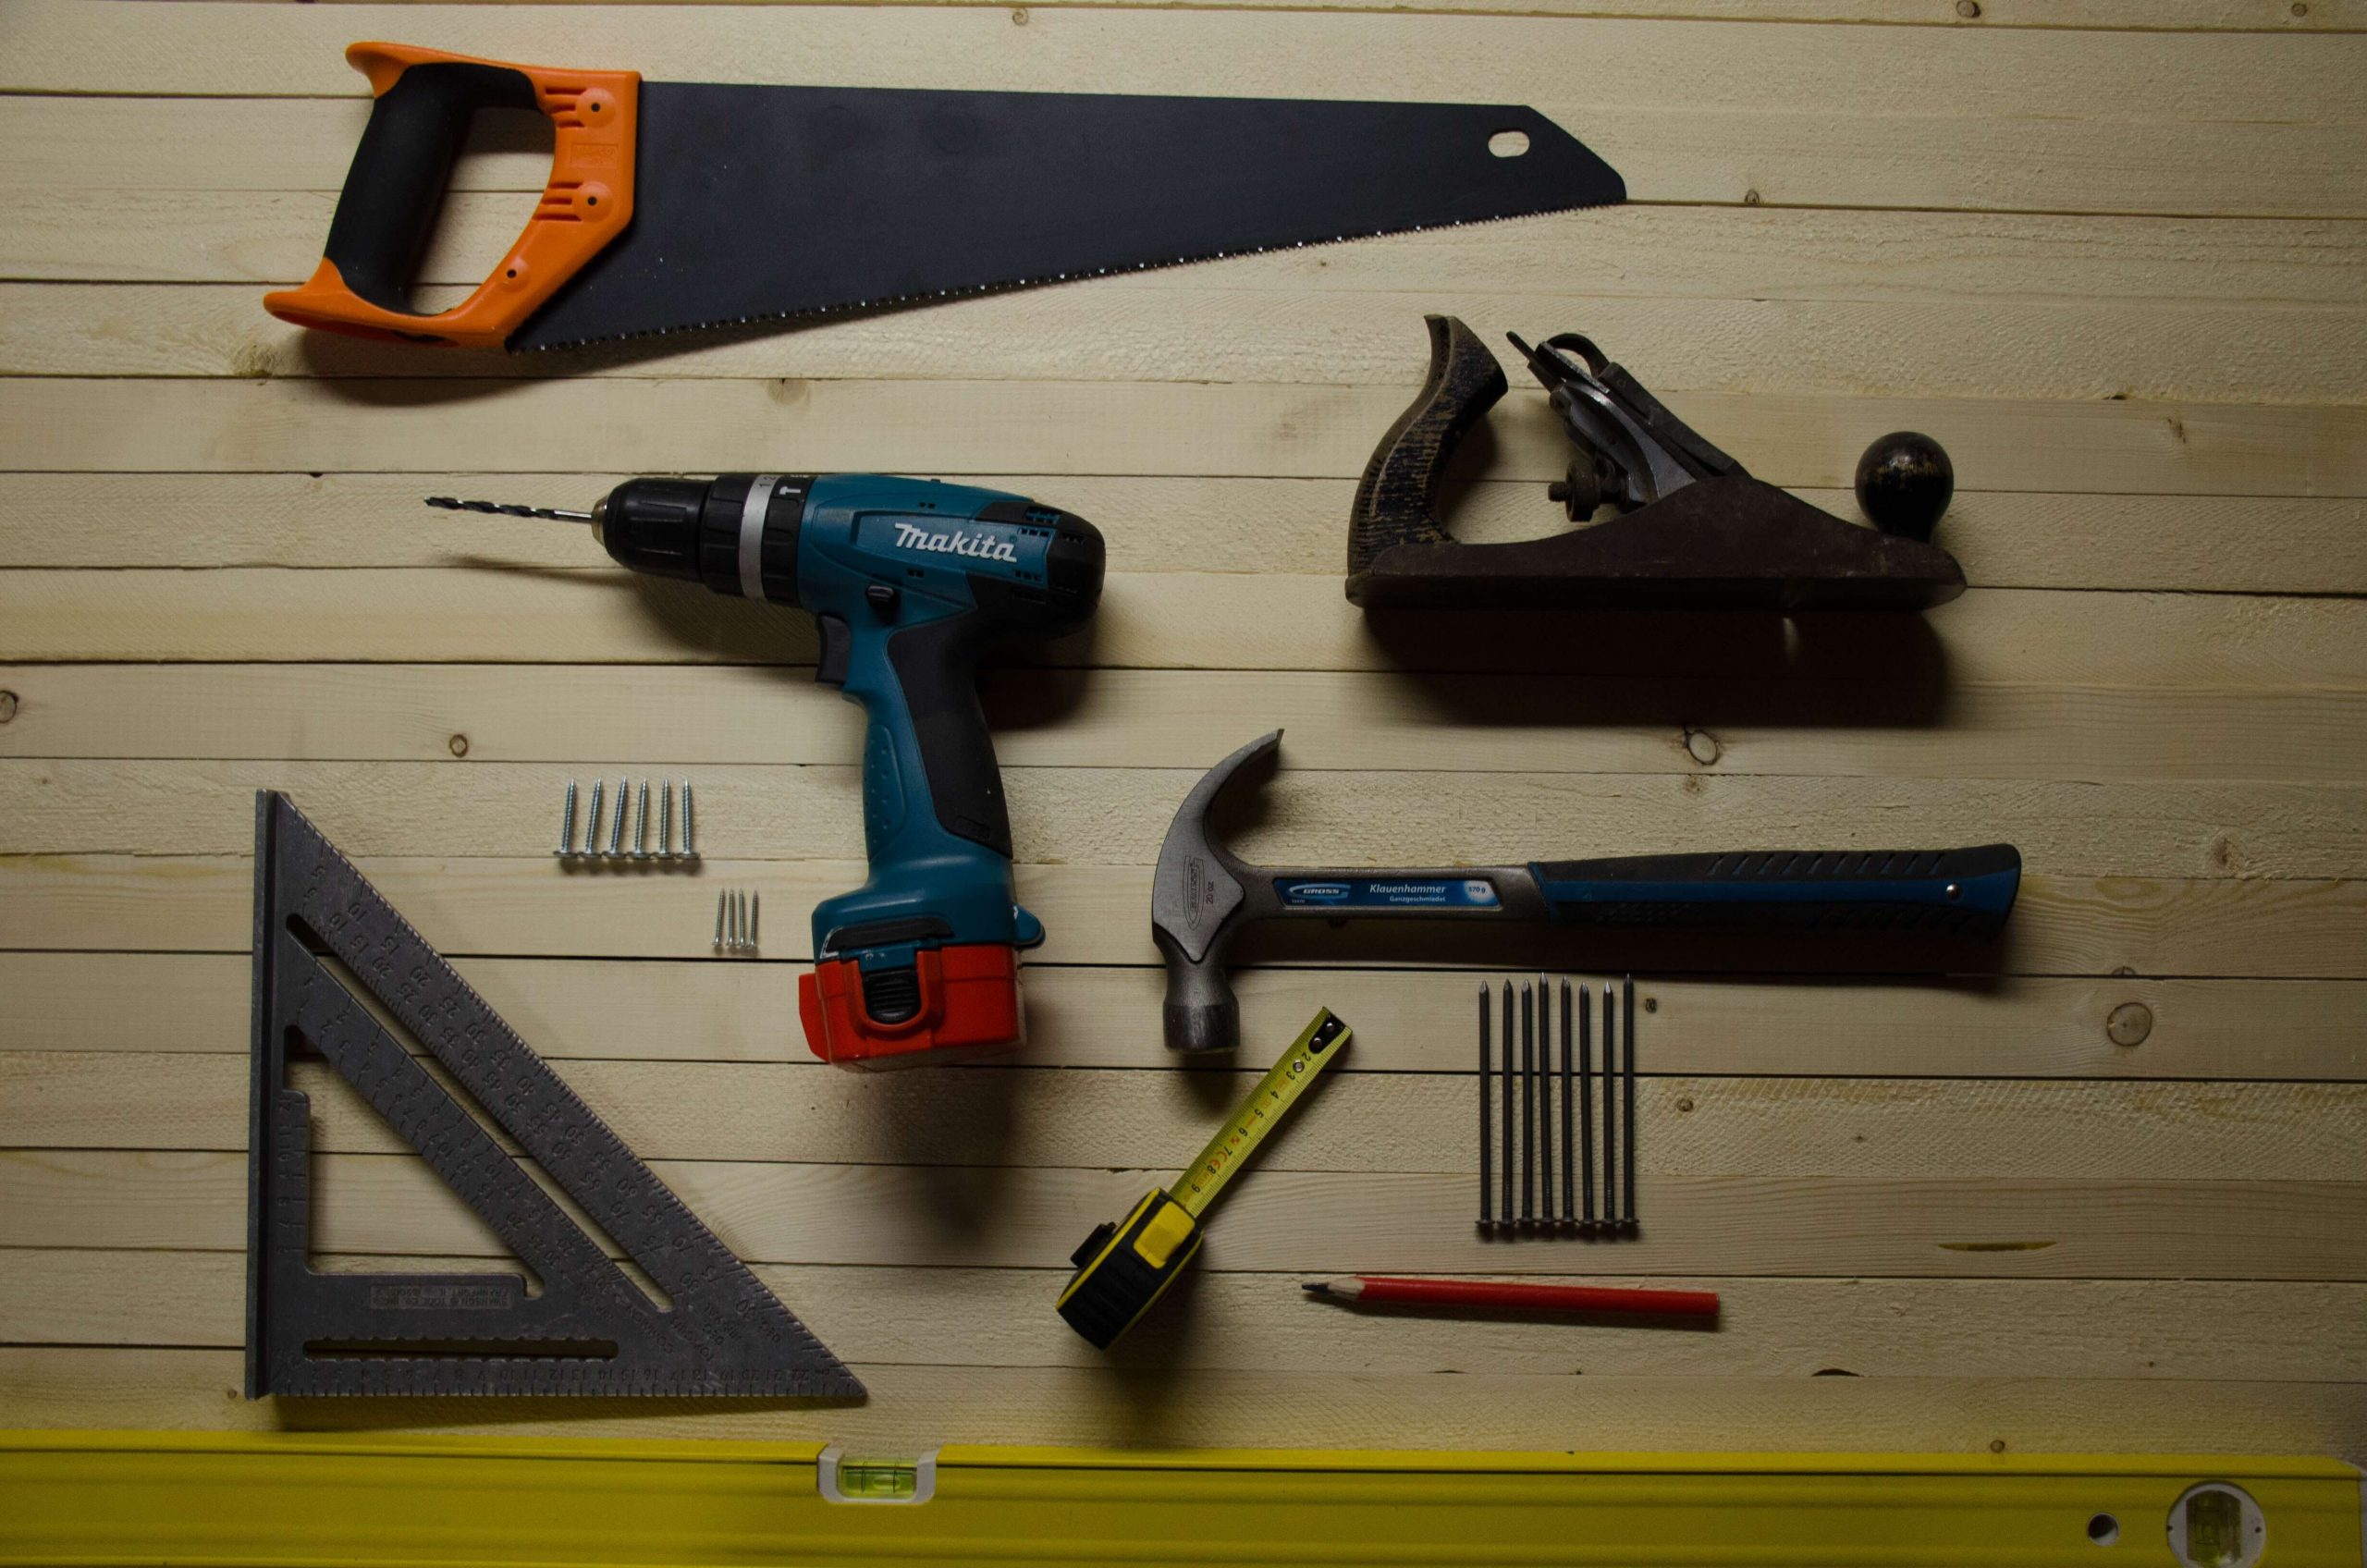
left=815, top=613, right=853, bottom=686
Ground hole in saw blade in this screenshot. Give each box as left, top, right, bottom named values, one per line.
left=1488, top=129, right=1530, bottom=158
left=284, top=913, right=676, bottom=1315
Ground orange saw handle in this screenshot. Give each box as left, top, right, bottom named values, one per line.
left=264, top=43, right=638, bottom=348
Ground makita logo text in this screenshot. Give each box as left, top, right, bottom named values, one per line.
left=893, top=521, right=1019, bottom=563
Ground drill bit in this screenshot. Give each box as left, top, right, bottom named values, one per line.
left=424, top=496, right=595, bottom=522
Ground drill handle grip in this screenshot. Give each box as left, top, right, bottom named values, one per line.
left=877, top=611, right=1014, bottom=861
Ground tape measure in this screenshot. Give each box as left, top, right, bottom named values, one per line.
left=1057, top=1008, right=1351, bottom=1349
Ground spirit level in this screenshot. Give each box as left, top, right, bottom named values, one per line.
left=1, top=1435, right=2355, bottom=1567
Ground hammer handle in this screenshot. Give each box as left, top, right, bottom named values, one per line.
left=1530, top=844, right=2019, bottom=937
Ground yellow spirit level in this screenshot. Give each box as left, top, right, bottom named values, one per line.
left=1057, top=1008, right=1350, bottom=1348
left=3, top=1435, right=2357, bottom=1567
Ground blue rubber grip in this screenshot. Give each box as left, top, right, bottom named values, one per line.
left=1529, top=845, right=2019, bottom=936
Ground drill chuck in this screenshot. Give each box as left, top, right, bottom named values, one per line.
left=593, top=473, right=812, bottom=604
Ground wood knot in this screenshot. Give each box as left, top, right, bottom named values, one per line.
left=1682, top=727, right=1722, bottom=766
left=448, top=733, right=470, bottom=758
left=2106, top=1002, right=2152, bottom=1047
left=0, top=690, right=16, bottom=724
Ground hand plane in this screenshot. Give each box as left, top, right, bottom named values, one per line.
left=1345, top=316, right=1967, bottom=612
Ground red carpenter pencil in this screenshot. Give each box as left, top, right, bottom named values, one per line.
left=1302, top=1276, right=1719, bottom=1318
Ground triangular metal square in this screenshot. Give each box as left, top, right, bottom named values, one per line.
left=246, top=790, right=862, bottom=1399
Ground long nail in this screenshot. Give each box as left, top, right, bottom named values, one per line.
left=1578, top=981, right=1594, bottom=1228
left=1478, top=986, right=1492, bottom=1232
left=1560, top=978, right=1576, bottom=1226
left=1600, top=984, right=1617, bottom=1230
left=1500, top=982, right=1514, bottom=1224
left=1538, top=974, right=1553, bottom=1223
left=1624, top=974, right=1638, bottom=1231
left=1524, top=985, right=1543, bottom=1231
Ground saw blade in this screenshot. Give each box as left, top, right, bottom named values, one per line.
left=513, top=83, right=1624, bottom=351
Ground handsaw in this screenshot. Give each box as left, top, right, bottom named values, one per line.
left=246, top=790, right=862, bottom=1398
left=264, top=43, right=1627, bottom=351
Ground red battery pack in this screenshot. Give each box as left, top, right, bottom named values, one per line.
left=798, top=943, right=1026, bottom=1070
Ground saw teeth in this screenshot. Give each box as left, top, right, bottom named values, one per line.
left=520, top=201, right=1596, bottom=354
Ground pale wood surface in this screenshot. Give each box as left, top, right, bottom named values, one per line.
left=0, top=0, right=2361, bottom=1461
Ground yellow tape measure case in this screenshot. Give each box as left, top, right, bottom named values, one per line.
left=1057, top=1189, right=1205, bottom=1349
left=1058, top=1009, right=1350, bottom=1350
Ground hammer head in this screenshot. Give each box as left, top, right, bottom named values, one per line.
left=1150, top=729, right=1282, bottom=1053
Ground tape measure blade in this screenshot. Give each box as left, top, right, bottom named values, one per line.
left=1171, top=1009, right=1350, bottom=1219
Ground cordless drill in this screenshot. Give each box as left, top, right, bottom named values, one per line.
left=431, top=474, right=1104, bottom=1070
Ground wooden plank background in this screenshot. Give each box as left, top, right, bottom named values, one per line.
left=1, top=0, right=2362, bottom=1460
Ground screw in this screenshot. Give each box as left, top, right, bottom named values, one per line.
left=607, top=776, right=628, bottom=856
left=632, top=779, right=651, bottom=860
left=714, top=890, right=728, bottom=951
left=554, top=779, right=578, bottom=858
left=658, top=781, right=675, bottom=860
left=681, top=782, right=699, bottom=861
left=584, top=780, right=606, bottom=860
left=748, top=891, right=759, bottom=952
